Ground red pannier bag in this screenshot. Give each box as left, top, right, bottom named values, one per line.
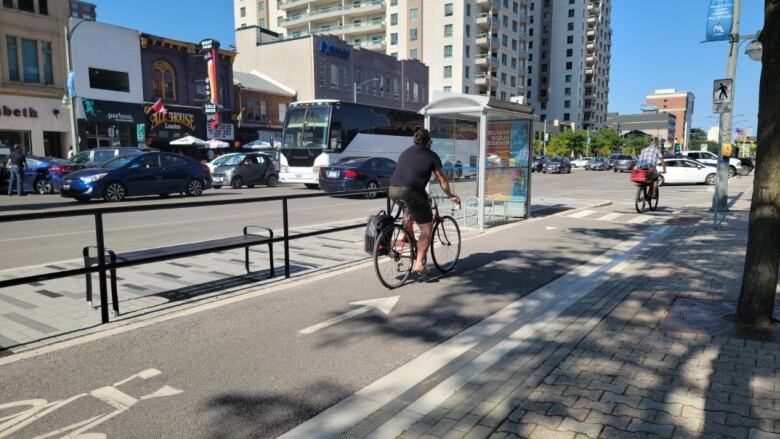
left=630, top=168, right=649, bottom=183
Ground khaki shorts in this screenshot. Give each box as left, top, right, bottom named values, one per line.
left=389, top=186, right=433, bottom=224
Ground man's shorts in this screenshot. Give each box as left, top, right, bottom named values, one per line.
left=389, top=186, right=433, bottom=224
left=640, top=167, right=659, bottom=181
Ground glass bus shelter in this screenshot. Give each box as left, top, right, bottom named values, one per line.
left=420, top=93, right=535, bottom=229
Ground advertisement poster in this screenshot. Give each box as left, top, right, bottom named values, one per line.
left=486, top=120, right=530, bottom=208
left=705, top=0, right=733, bottom=42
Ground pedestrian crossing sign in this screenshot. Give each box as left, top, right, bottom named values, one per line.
left=713, top=78, right=733, bottom=113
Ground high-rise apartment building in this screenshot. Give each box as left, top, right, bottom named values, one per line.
left=69, top=0, right=96, bottom=20
left=238, top=0, right=529, bottom=102
left=525, top=0, right=611, bottom=129
left=235, top=0, right=270, bottom=29
left=645, top=88, right=695, bottom=148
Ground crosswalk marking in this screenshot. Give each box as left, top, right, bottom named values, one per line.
left=596, top=212, right=623, bottom=222
left=567, top=209, right=596, bottom=219
left=628, top=216, right=652, bottom=224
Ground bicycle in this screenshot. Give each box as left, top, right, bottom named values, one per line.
left=631, top=168, right=662, bottom=213
left=373, top=197, right=461, bottom=289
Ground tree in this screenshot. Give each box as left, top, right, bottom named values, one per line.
left=590, top=128, right=622, bottom=156
left=533, top=139, right=544, bottom=155
left=737, top=2, right=779, bottom=327
left=622, top=135, right=651, bottom=156
left=690, top=128, right=708, bottom=146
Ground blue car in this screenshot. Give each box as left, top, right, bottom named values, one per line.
left=60, top=152, right=212, bottom=202
left=5, top=156, right=75, bottom=194
left=319, top=157, right=396, bottom=199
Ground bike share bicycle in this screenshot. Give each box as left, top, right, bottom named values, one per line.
left=369, top=197, right=461, bottom=289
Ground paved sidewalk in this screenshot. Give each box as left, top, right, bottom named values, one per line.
left=395, top=207, right=780, bottom=438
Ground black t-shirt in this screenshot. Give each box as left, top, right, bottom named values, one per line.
left=390, top=144, right=443, bottom=192
left=9, top=150, right=25, bottom=168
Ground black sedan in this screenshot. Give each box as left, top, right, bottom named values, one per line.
left=541, top=157, right=572, bottom=174
left=319, top=157, right=395, bottom=199
left=586, top=157, right=611, bottom=171
left=531, top=156, right=547, bottom=172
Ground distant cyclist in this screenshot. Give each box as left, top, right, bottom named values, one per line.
left=636, top=140, right=667, bottom=194
left=389, top=129, right=460, bottom=275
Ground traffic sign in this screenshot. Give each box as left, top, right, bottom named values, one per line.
left=204, top=102, right=218, bottom=114
left=136, top=123, right=145, bottom=142
left=712, top=78, right=733, bottom=113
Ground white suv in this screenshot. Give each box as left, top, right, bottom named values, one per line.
left=683, top=151, right=741, bottom=177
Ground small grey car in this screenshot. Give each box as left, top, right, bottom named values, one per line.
left=212, top=153, right=279, bottom=189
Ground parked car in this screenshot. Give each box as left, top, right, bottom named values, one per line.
left=319, top=157, right=396, bottom=199
left=531, top=156, right=547, bottom=172
left=611, top=155, right=636, bottom=173
left=585, top=157, right=611, bottom=171
left=69, top=147, right=154, bottom=169
left=682, top=150, right=741, bottom=177
left=571, top=157, right=593, bottom=168
left=656, top=158, right=717, bottom=186
left=739, top=157, right=754, bottom=175
left=60, top=152, right=211, bottom=202
left=21, top=156, right=77, bottom=194
left=212, top=153, right=278, bottom=189
left=541, top=157, right=572, bottom=174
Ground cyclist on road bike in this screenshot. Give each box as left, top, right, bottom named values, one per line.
left=389, top=129, right=460, bottom=275
left=636, top=140, right=667, bottom=193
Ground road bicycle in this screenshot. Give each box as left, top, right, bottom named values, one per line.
left=373, top=196, right=461, bottom=289
left=632, top=168, right=662, bottom=213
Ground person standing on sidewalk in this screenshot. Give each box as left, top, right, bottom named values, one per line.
left=6, top=144, right=26, bottom=196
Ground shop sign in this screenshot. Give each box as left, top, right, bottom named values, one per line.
left=319, top=40, right=350, bottom=60
left=146, top=107, right=197, bottom=131
left=82, top=99, right=143, bottom=124
left=206, top=123, right=235, bottom=141
left=1, top=105, right=38, bottom=118
left=136, top=123, right=145, bottom=142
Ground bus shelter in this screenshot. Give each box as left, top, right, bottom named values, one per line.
left=420, top=93, right=535, bottom=229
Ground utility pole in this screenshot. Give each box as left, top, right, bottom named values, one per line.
left=64, top=25, right=80, bottom=153
left=542, top=119, right=547, bottom=156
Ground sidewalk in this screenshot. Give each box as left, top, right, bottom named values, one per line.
left=392, top=207, right=780, bottom=438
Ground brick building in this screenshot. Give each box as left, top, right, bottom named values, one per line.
left=233, top=70, right=296, bottom=145
left=645, top=88, right=694, bottom=149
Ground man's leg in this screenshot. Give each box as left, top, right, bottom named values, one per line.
left=8, top=168, right=16, bottom=195
left=413, top=221, right=433, bottom=272
left=14, top=169, right=22, bottom=195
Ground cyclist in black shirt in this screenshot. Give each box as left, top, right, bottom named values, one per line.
left=389, top=129, right=460, bottom=275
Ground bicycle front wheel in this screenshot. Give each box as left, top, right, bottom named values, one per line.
left=635, top=185, right=647, bottom=214
left=431, top=216, right=461, bottom=273
left=374, top=224, right=415, bottom=289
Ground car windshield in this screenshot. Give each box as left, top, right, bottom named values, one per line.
left=216, top=154, right=246, bottom=166
left=211, top=154, right=239, bottom=166
left=282, top=105, right=332, bottom=150
left=102, top=154, right=139, bottom=169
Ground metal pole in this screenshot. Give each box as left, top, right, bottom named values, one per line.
left=714, top=0, right=741, bottom=213
left=94, top=213, right=110, bottom=324
left=282, top=198, right=290, bottom=278
left=64, top=25, right=79, bottom=153
left=542, top=119, right=547, bottom=156
left=477, top=110, right=488, bottom=229
left=353, top=81, right=357, bottom=104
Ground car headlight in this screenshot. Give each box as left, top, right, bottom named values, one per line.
left=80, top=173, right=107, bottom=184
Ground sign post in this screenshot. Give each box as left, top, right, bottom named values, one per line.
left=136, top=123, right=145, bottom=143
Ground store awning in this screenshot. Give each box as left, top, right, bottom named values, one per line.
left=170, top=135, right=206, bottom=146
left=205, top=139, right=230, bottom=149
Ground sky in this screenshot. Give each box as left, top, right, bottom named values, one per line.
left=92, top=0, right=764, bottom=135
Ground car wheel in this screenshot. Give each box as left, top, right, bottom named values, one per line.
left=304, top=183, right=319, bottom=189
left=729, top=166, right=737, bottom=178
left=103, top=182, right=126, bottom=202
left=266, top=175, right=278, bottom=187
left=213, top=185, right=222, bottom=189
left=35, top=179, right=54, bottom=194
left=186, top=179, right=204, bottom=196
left=658, top=175, right=665, bottom=186
left=231, top=176, right=243, bottom=189
left=247, top=184, right=255, bottom=188
left=364, top=181, right=379, bottom=199
left=706, top=173, right=717, bottom=185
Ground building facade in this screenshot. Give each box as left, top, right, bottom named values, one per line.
left=525, top=0, right=611, bottom=130
left=0, top=0, right=71, bottom=157
left=235, top=0, right=269, bottom=29
left=139, top=34, right=237, bottom=152
left=69, top=0, right=96, bottom=20
left=606, top=112, right=677, bottom=144
left=234, top=31, right=429, bottom=111
left=240, top=0, right=528, bottom=103
left=233, top=70, right=296, bottom=144
left=645, top=88, right=694, bottom=149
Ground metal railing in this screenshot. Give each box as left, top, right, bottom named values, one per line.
left=0, top=188, right=390, bottom=324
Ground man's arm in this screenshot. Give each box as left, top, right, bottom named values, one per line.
left=434, top=169, right=460, bottom=204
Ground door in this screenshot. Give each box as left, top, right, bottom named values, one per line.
left=160, top=153, right=190, bottom=192
left=680, top=159, right=707, bottom=183
left=22, top=158, right=43, bottom=192
left=242, top=155, right=265, bottom=184
left=380, top=158, right=396, bottom=186
left=661, top=159, right=682, bottom=183
left=125, top=154, right=162, bottom=195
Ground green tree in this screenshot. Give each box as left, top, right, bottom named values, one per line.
left=547, top=130, right=589, bottom=157
left=622, top=135, right=651, bottom=156
left=689, top=127, right=708, bottom=145
left=533, top=139, right=544, bottom=155
left=589, top=128, right=622, bottom=156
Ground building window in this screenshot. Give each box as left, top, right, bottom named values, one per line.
left=510, top=76, right=515, bottom=86
left=444, top=3, right=453, bottom=16
left=258, top=1, right=265, bottom=11
left=501, top=53, right=507, bottom=65
left=330, top=64, right=339, bottom=89
left=18, top=0, right=34, bottom=12
left=567, top=35, right=574, bottom=44
left=390, top=0, right=397, bottom=4
left=565, top=74, right=572, bottom=83
left=465, top=66, right=470, bottom=78
left=391, top=13, right=398, bottom=25
left=512, top=39, right=517, bottom=50
left=6, top=36, right=19, bottom=81
left=541, top=63, right=547, bottom=72
left=410, top=28, right=418, bottom=41
left=565, top=61, right=572, bottom=70
left=564, top=87, right=571, bottom=96
left=513, top=1, right=518, bottom=12
left=511, top=57, right=516, bottom=69
left=39, top=0, right=47, bottom=15
left=444, top=45, right=452, bottom=58
left=568, top=9, right=574, bottom=17
left=502, top=35, right=508, bottom=47
left=393, top=78, right=400, bottom=97
left=410, top=48, right=418, bottom=59
left=512, top=20, right=517, bottom=32
left=465, top=86, right=469, bottom=94
left=567, top=22, right=574, bottom=31
left=391, top=33, right=398, bottom=45
left=444, top=24, right=453, bottom=37
left=444, top=65, right=452, bottom=78
left=42, top=41, right=52, bottom=85
left=390, top=52, right=398, bottom=59
left=564, top=100, right=571, bottom=108
left=465, top=45, right=470, bottom=58
left=258, top=18, right=265, bottom=27
left=410, top=8, right=418, bottom=21
left=466, top=3, right=471, bottom=16
left=566, top=48, right=573, bottom=57
left=152, top=59, right=176, bottom=100
left=21, top=39, right=39, bottom=83
left=564, top=113, right=570, bottom=121
left=443, top=86, right=452, bottom=92
left=240, top=6, right=245, bottom=17
left=500, top=91, right=506, bottom=100
left=465, top=24, right=470, bottom=37
left=3, top=0, right=12, bottom=8
left=526, top=90, right=531, bottom=99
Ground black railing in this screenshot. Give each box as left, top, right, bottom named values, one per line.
left=0, top=188, right=391, bottom=324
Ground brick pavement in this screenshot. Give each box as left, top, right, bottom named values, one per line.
left=398, top=206, right=780, bottom=439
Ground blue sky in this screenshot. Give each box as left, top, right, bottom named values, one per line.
left=92, top=0, right=764, bottom=134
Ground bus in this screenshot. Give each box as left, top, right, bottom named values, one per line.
left=279, top=100, right=424, bottom=188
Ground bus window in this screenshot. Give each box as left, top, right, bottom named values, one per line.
left=282, top=105, right=332, bottom=150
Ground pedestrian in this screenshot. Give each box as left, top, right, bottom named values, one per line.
left=6, top=144, right=26, bottom=196
left=67, top=145, right=75, bottom=159
left=207, top=148, right=215, bottom=161
left=270, top=137, right=275, bottom=149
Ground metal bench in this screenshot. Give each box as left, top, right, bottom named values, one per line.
left=83, top=226, right=274, bottom=315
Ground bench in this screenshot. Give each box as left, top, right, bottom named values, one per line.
left=83, top=226, right=274, bottom=314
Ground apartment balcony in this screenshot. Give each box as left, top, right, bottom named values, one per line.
left=342, top=20, right=385, bottom=35
left=475, top=53, right=498, bottom=70
left=475, top=32, right=498, bottom=47
left=585, top=67, right=594, bottom=75
left=587, top=15, right=598, bottom=25
left=585, top=55, right=595, bottom=64
left=279, top=0, right=319, bottom=12
left=587, top=29, right=596, bottom=37
left=474, top=73, right=498, bottom=87
left=586, top=41, right=595, bottom=52
left=280, top=0, right=385, bottom=27
left=355, top=38, right=386, bottom=52
left=476, top=0, right=501, bottom=10
left=587, top=3, right=600, bottom=15
left=516, top=12, right=529, bottom=25
left=476, top=13, right=500, bottom=29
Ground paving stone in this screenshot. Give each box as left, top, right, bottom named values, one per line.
left=601, top=426, right=648, bottom=439
left=626, top=418, right=675, bottom=438
left=518, top=412, right=564, bottom=430
left=527, top=426, right=576, bottom=439
left=584, top=410, right=631, bottom=430
left=546, top=403, right=589, bottom=422
left=557, top=417, right=602, bottom=438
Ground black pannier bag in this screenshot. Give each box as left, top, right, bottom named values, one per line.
left=364, top=210, right=394, bottom=254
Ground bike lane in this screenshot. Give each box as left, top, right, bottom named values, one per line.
left=0, top=209, right=656, bottom=438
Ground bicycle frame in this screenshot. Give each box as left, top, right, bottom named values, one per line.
left=393, top=197, right=452, bottom=261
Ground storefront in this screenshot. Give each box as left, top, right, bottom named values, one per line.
left=0, top=95, right=71, bottom=157
left=143, top=103, right=206, bottom=157
left=76, top=98, right=144, bottom=150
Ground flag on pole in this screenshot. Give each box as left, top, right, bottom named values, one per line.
left=147, top=98, right=167, bottom=115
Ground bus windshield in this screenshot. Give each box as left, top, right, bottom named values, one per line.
left=282, top=105, right=332, bottom=150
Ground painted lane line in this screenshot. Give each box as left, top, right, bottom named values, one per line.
left=565, top=209, right=596, bottom=219
left=628, top=215, right=651, bottom=224
left=298, top=296, right=399, bottom=335
left=596, top=212, right=623, bottom=222
left=279, top=226, right=672, bottom=439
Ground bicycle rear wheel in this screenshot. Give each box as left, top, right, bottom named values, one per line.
left=649, top=185, right=659, bottom=211
left=635, top=185, right=647, bottom=214
left=374, top=224, right=415, bottom=289
left=431, top=216, right=461, bottom=273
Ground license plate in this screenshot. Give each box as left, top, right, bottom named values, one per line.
left=63, top=184, right=70, bottom=190
left=213, top=177, right=223, bottom=182
left=295, top=174, right=303, bottom=179
left=327, top=171, right=339, bottom=178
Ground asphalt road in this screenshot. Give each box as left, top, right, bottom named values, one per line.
left=0, top=169, right=740, bottom=270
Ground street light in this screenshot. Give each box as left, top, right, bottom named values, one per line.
left=353, top=78, right=382, bottom=104
left=745, top=38, right=763, bottom=62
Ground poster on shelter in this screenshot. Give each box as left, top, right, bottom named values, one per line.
left=486, top=120, right=530, bottom=207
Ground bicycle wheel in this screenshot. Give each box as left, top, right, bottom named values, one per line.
left=649, top=185, right=659, bottom=211
left=635, top=185, right=647, bottom=214
left=431, top=216, right=461, bottom=273
left=374, top=224, right=415, bottom=289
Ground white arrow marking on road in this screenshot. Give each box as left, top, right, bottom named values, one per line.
left=298, top=296, right=400, bottom=335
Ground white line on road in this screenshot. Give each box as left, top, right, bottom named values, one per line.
left=628, top=215, right=651, bottom=224
left=298, top=296, right=399, bottom=335
left=565, top=209, right=596, bottom=219
left=596, top=212, right=623, bottom=222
